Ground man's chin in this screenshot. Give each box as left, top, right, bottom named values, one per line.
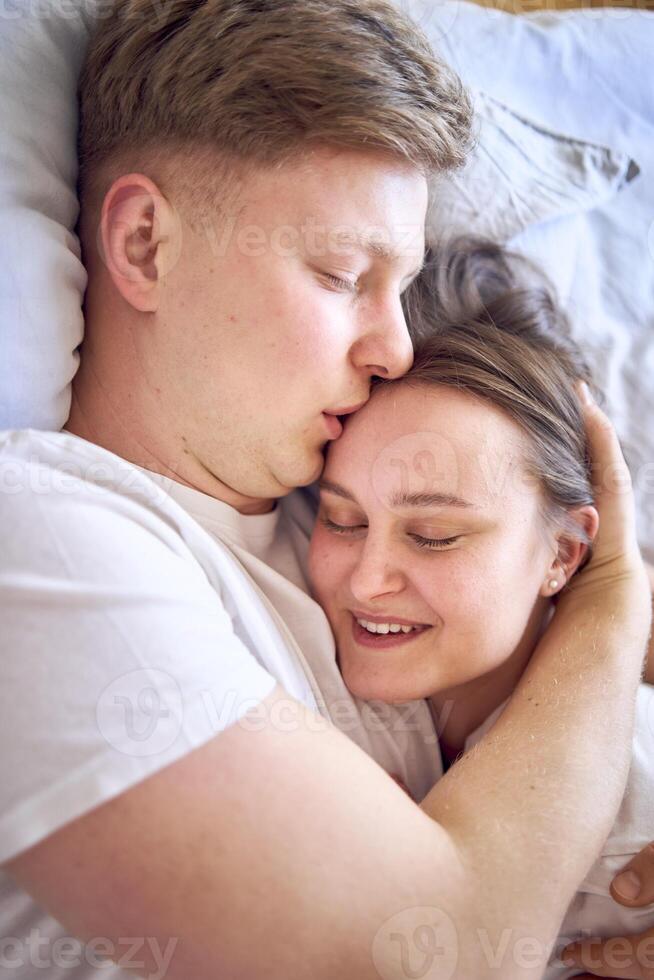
left=277, top=449, right=325, bottom=492
left=265, top=432, right=327, bottom=494
left=303, top=453, right=326, bottom=486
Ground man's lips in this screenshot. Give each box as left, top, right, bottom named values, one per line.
left=322, top=413, right=343, bottom=439
left=324, top=399, right=368, bottom=418
left=322, top=400, right=368, bottom=440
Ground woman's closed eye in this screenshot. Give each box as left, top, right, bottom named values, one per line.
left=319, top=516, right=366, bottom=534
left=408, top=532, right=460, bottom=551
left=319, top=516, right=460, bottom=551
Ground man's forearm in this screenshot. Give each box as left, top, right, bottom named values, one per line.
left=419, top=589, right=646, bottom=977
left=643, top=560, right=654, bottom=683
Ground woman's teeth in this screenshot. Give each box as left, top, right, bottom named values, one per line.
left=356, top=618, right=420, bottom=635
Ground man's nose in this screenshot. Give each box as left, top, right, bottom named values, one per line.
left=351, top=295, right=414, bottom=381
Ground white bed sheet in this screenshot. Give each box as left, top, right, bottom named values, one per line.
left=402, top=1, right=654, bottom=562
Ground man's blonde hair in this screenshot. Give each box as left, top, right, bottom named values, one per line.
left=77, top=0, right=473, bottom=229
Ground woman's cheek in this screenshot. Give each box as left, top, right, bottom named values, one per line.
left=309, top=529, right=345, bottom=597
left=420, top=554, right=487, bottom=623
left=307, top=533, right=327, bottom=593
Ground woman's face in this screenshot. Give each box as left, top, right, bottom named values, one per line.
left=308, top=383, right=565, bottom=704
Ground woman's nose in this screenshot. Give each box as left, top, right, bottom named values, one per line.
left=349, top=540, right=405, bottom=603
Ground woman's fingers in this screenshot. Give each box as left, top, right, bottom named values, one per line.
left=611, top=843, right=654, bottom=907
left=560, top=383, right=650, bottom=621
left=574, top=381, right=636, bottom=560
left=561, top=927, right=654, bottom=978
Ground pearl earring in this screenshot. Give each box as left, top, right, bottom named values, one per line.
left=548, top=579, right=559, bottom=590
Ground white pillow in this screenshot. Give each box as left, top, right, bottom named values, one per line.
left=0, top=2, right=98, bottom=430
left=0, top=0, right=648, bottom=434
left=426, top=90, right=637, bottom=246
left=401, top=0, right=654, bottom=563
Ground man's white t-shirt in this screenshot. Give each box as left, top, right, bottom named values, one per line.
left=0, top=429, right=442, bottom=979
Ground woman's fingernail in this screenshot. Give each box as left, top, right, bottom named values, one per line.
left=578, top=381, right=594, bottom=406
left=612, top=869, right=641, bottom=900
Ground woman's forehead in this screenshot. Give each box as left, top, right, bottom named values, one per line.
left=322, top=383, right=542, bottom=520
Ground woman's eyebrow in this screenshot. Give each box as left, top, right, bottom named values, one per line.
left=389, top=490, right=477, bottom=509
left=318, top=481, right=477, bottom=511
left=318, top=479, right=358, bottom=502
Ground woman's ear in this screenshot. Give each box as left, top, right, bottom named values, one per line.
left=541, top=505, right=599, bottom=597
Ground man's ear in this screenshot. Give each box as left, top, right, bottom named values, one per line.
left=97, top=173, right=183, bottom=313
left=541, top=505, right=600, bottom=596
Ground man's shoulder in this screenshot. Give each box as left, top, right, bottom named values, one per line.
left=1, top=428, right=159, bottom=497
left=0, top=429, right=202, bottom=562
left=2, top=428, right=179, bottom=514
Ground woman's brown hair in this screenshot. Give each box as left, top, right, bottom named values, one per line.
left=398, top=237, right=600, bottom=556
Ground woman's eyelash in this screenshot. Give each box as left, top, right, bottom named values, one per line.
left=408, top=533, right=459, bottom=550
left=320, top=517, right=459, bottom=550
left=320, top=516, right=364, bottom=533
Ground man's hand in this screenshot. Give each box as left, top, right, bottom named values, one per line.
left=611, top=843, right=654, bottom=908
left=560, top=928, right=654, bottom=978
left=560, top=842, right=654, bottom=978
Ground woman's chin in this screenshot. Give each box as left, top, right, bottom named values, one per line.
left=340, top=655, right=431, bottom=705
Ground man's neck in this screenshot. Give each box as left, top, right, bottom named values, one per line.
left=65, top=355, right=275, bottom=516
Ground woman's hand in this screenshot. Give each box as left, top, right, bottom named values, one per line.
left=555, top=383, right=651, bottom=643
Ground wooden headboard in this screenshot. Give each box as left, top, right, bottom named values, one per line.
left=470, top=0, right=652, bottom=11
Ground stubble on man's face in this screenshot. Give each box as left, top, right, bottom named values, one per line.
left=73, top=145, right=428, bottom=513
left=158, top=147, right=428, bottom=502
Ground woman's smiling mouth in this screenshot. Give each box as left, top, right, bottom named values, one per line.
left=350, top=612, right=432, bottom=648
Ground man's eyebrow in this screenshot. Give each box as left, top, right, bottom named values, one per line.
left=358, top=237, right=425, bottom=280
left=319, top=481, right=476, bottom=511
